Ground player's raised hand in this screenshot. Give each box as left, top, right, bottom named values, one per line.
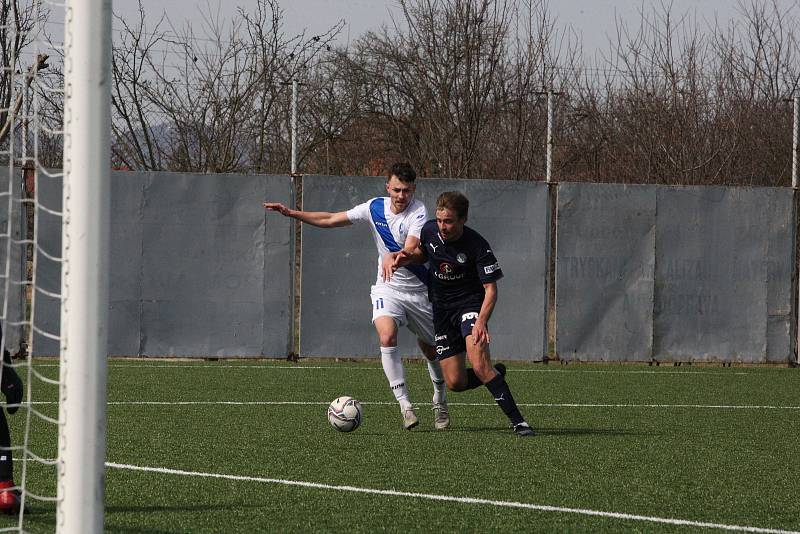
left=263, top=202, right=291, bottom=216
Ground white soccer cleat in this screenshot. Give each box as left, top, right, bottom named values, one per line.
left=433, top=403, right=450, bottom=430
left=402, top=407, right=419, bottom=430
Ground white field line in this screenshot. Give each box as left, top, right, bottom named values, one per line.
left=121, top=364, right=756, bottom=376
left=22, top=400, right=800, bottom=410
left=105, top=462, right=799, bottom=534
left=31, top=363, right=762, bottom=375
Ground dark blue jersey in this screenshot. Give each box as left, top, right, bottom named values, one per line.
left=419, top=220, right=503, bottom=309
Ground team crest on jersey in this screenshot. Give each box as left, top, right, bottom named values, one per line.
left=456, top=253, right=467, bottom=264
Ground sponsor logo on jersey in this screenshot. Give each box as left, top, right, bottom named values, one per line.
left=435, top=334, right=448, bottom=342
left=484, top=262, right=501, bottom=274
left=461, top=312, right=479, bottom=322
left=375, top=220, right=390, bottom=228
left=456, top=253, right=467, bottom=264
left=434, top=262, right=465, bottom=281
left=416, top=213, right=424, bottom=219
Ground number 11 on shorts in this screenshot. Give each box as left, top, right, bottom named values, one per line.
left=375, top=298, right=384, bottom=310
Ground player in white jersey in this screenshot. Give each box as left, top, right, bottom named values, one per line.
left=263, top=163, right=449, bottom=430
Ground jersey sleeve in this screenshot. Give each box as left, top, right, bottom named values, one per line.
left=475, top=237, right=504, bottom=283
left=418, top=221, right=436, bottom=258
left=406, top=202, right=428, bottom=238
left=345, top=199, right=374, bottom=224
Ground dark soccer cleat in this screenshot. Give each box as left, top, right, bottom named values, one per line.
left=0, top=352, right=22, bottom=415
left=0, top=481, right=20, bottom=515
left=494, top=362, right=506, bottom=377
left=513, top=422, right=535, bottom=437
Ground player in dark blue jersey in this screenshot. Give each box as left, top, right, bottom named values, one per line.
left=0, top=324, right=22, bottom=513
left=392, top=191, right=534, bottom=437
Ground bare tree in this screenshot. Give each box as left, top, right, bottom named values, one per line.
left=0, top=0, right=49, bottom=153
left=110, top=0, right=800, bottom=183
left=110, top=0, right=342, bottom=173
left=559, top=0, right=800, bottom=185
left=345, top=0, right=515, bottom=178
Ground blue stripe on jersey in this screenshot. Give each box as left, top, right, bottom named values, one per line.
left=369, top=198, right=400, bottom=252
left=369, top=198, right=429, bottom=286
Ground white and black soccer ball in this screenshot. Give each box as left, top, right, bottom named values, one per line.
left=327, top=396, right=363, bottom=432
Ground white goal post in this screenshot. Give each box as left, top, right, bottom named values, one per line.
left=57, top=0, right=111, bottom=532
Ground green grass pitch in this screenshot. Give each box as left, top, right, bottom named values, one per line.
left=3, top=359, right=800, bottom=533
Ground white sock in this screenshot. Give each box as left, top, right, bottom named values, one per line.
left=380, top=346, right=412, bottom=411
left=426, top=358, right=447, bottom=405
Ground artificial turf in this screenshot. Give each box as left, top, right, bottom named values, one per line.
left=3, top=359, right=799, bottom=533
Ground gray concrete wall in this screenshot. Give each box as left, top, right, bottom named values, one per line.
left=556, top=183, right=656, bottom=361
left=0, top=169, right=25, bottom=352
left=556, top=183, right=795, bottom=363
left=33, top=171, right=294, bottom=357
left=26, top=172, right=796, bottom=362
left=299, top=176, right=549, bottom=360
left=653, top=186, right=793, bottom=362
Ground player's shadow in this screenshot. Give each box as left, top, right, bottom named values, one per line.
left=534, top=427, right=643, bottom=437
left=425, top=426, right=641, bottom=437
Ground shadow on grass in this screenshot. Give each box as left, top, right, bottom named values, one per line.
left=409, top=426, right=643, bottom=437
left=534, top=427, right=643, bottom=437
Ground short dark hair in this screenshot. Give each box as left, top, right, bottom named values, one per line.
left=436, top=191, right=469, bottom=219
left=388, top=162, right=416, bottom=183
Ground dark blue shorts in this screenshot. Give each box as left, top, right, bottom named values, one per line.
left=432, top=305, right=482, bottom=359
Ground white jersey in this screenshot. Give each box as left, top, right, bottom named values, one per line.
left=346, top=197, right=429, bottom=292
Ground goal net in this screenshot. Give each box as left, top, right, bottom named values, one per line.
left=0, top=0, right=110, bottom=532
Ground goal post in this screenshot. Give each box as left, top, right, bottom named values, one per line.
left=57, top=0, right=112, bottom=532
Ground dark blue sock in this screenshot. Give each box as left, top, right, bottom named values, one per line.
left=465, top=368, right=483, bottom=390
left=485, top=374, right=524, bottom=426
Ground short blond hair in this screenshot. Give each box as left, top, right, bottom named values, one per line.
left=436, top=191, right=469, bottom=219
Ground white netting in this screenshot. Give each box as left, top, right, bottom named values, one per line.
left=0, top=0, right=67, bottom=531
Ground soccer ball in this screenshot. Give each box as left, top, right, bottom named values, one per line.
left=327, top=396, right=363, bottom=432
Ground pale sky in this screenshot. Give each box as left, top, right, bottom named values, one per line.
left=110, top=0, right=800, bottom=54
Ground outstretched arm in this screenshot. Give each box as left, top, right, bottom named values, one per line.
left=263, top=202, right=351, bottom=228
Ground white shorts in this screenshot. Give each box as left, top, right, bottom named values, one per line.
left=370, top=285, right=435, bottom=346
